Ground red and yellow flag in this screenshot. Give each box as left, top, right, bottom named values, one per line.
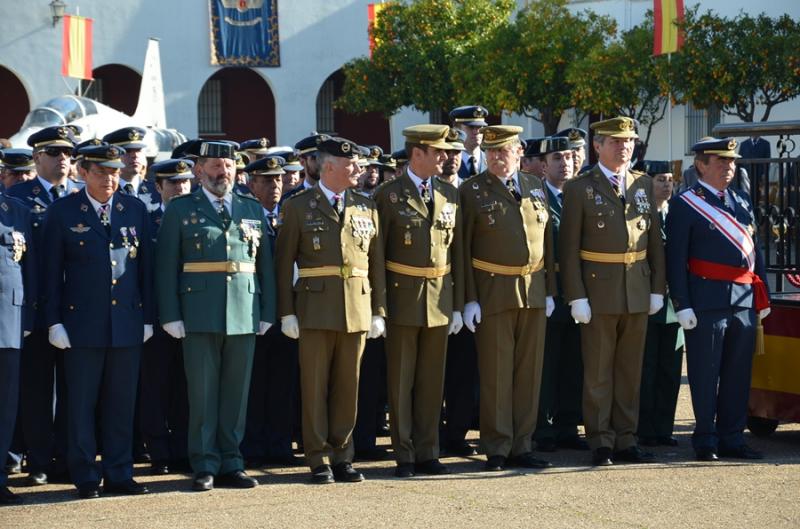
left=368, top=3, right=387, bottom=57
left=61, top=15, right=93, bottom=80
left=653, top=0, right=684, bottom=56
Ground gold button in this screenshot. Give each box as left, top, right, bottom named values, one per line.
left=112, top=299, right=117, bottom=306
left=343, top=258, right=350, bottom=265
left=226, top=276, right=232, bottom=282
left=33, top=223, right=39, bottom=227
left=490, top=273, right=495, bottom=277
left=111, top=260, right=117, bottom=266
left=111, top=279, right=117, bottom=285
left=305, top=286, right=310, bottom=291
left=187, top=287, right=192, bottom=292
left=69, top=305, right=74, bottom=310
left=394, top=282, right=399, bottom=287
left=431, top=257, right=436, bottom=263
left=591, top=273, right=596, bottom=278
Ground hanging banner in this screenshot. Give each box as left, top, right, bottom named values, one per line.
left=209, top=0, right=280, bottom=66
left=368, top=3, right=388, bottom=58
left=62, top=15, right=94, bottom=80
left=653, top=0, right=685, bottom=56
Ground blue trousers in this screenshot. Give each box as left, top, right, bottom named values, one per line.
left=685, top=307, right=755, bottom=451
left=0, top=348, right=21, bottom=486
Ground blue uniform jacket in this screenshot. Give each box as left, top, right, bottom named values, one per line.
left=665, top=183, right=768, bottom=313
left=43, top=190, right=154, bottom=348
left=0, top=193, right=36, bottom=348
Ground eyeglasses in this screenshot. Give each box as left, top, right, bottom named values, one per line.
left=41, top=147, right=73, bottom=158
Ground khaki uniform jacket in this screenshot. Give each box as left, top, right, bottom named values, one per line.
left=558, top=166, right=666, bottom=314
left=276, top=185, right=387, bottom=333
left=460, top=170, right=556, bottom=317
left=373, top=171, right=464, bottom=327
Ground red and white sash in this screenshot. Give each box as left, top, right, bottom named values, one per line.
left=680, top=189, right=755, bottom=271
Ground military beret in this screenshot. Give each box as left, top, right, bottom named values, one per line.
left=267, top=147, right=303, bottom=171
left=240, top=137, right=271, bottom=154
left=691, top=137, right=741, bottom=159
left=317, top=137, right=359, bottom=159
left=244, top=155, right=286, bottom=176
left=103, top=127, right=148, bottom=149
left=77, top=144, right=126, bottom=168
left=403, top=124, right=452, bottom=150
left=199, top=141, right=236, bottom=160
left=446, top=128, right=467, bottom=151
left=294, top=133, right=331, bottom=155
left=553, top=127, right=587, bottom=149
left=0, top=148, right=34, bottom=171
left=539, top=137, right=571, bottom=156
left=151, top=159, right=195, bottom=180
left=27, top=126, right=77, bottom=149
left=481, top=125, right=523, bottom=150
left=392, top=149, right=408, bottom=164
left=72, top=138, right=107, bottom=160
left=641, top=160, right=673, bottom=175
left=590, top=116, right=638, bottom=139
left=523, top=137, right=547, bottom=158
left=449, top=105, right=489, bottom=127
left=172, top=139, right=203, bottom=159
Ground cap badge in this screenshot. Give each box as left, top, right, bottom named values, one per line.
left=341, top=142, right=351, bottom=153
left=128, top=130, right=141, bottom=141
left=177, top=161, right=188, bottom=172
left=267, top=158, right=278, bottom=169
left=728, top=139, right=737, bottom=150
left=57, top=127, right=68, bottom=138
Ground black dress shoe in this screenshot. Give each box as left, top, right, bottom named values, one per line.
left=217, top=470, right=258, bottom=488
left=557, top=436, right=590, bottom=451
left=695, top=448, right=719, bottom=462
left=415, top=459, right=450, bottom=475
left=332, top=462, right=364, bottom=483
left=25, top=471, right=48, bottom=486
left=484, top=455, right=506, bottom=472
left=592, top=447, right=613, bottom=467
left=613, top=446, right=656, bottom=463
left=394, top=463, right=415, bottom=478
left=150, top=461, right=170, bottom=475
left=311, top=465, right=334, bottom=485
left=77, top=482, right=101, bottom=499
left=508, top=452, right=552, bottom=469
left=445, top=441, right=477, bottom=457
left=656, top=436, right=679, bottom=447
left=104, top=479, right=149, bottom=495
left=719, top=444, right=764, bottom=460
left=0, top=486, right=23, bottom=505
left=192, top=472, right=214, bottom=491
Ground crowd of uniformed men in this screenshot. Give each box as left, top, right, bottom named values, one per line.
left=0, top=104, right=770, bottom=503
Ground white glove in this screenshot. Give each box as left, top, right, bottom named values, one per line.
left=368, top=315, right=386, bottom=339
left=143, top=324, right=154, bottom=343
left=759, top=307, right=771, bottom=320
left=569, top=298, right=591, bottom=324
left=545, top=296, right=555, bottom=318
left=281, top=315, right=300, bottom=339
left=464, top=301, right=482, bottom=333
left=162, top=320, right=186, bottom=339
left=258, top=321, right=272, bottom=335
left=449, top=311, right=463, bottom=335
left=48, top=324, right=71, bottom=349
left=649, top=294, right=664, bottom=316
left=676, top=308, right=698, bottom=330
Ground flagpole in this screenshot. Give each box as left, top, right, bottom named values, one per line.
left=668, top=52, right=673, bottom=165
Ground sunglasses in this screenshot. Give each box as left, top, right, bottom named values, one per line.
left=41, top=147, right=73, bottom=158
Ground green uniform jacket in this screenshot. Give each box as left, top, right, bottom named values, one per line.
left=460, top=170, right=557, bottom=317
left=155, top=189, right=276, bottom=334
left=558, top=166, right=666, bottom=314
left=275, top=185, right=387, bottom=333
left=373, top=171, right=464, bottom=328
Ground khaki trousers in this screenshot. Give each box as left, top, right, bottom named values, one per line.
left=298, top=329, right=366, bottom=470
left=580, top=312, right=648, bottom=451
left=385, top=323, right=448, bottom=463
left=475, top=307, right=546, bottom=458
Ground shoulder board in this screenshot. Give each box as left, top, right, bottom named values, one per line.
left=234, top=191, right=260, bottom=203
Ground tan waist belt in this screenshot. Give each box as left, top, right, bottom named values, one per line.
left=579, top=249, right=647, bottom=265
left=386, top=260, right=451, bottom=279
left=183, top=261, right=255, bottom=273
left=472, top=258, right=544, bottom=276
left=297, top=265, right=368, bottom=279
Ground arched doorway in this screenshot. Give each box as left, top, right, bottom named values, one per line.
left=316, top=69, right=390, bottom=149
left=197, top=68, right=276, bottom=142
left=0, top=66, right=29, bottom=138
left=80, top=64, right=142, bottom=116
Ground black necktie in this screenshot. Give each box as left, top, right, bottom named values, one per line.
left=506, top=178, right=521, bottom=203
left=50, top=185, right=63, bottom=202
left=216, top=198, right=231, bottom=227
left=124, top=183, right=135, bottom=195
left=469, top=156, right=478, bottom=176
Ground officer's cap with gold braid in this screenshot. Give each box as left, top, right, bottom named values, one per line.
left=268, top=147, right=303, bottom=171
left=480, top=125, right=523, bottom=150
left=72, top=139, right=107, bottom=161
left=151, top=159, right=195, bottom=181
left=245, top=155, right=286, bottom=176
left=294, top=133, right=331, bottom=156
left=103, top=127, right=147, bottom=149
left=27, top=126, right=78, bottom=150
left=553, top=127, right=587, bottom=149
left=449, top=105, right=489, bottom=127
left=446, top=128, right=467, bottom=151
left=590, top=116, right=639, bottom=139
left=241, top=137, right=271, bottom=154
left=317, top=137, right=360, bottom=159
left=77, top=144, right=126, bottom=168
left=0, top=149, right=35, bottom=171
left=402, top=124, right=452, bottom=150
left=691, top=137, right=741, bottom=159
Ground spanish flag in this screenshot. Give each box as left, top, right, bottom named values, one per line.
left=653, top=0, right=684, bottom=56
left=367, top=3, right=387, bottom=57
left=61, top=15, right=93, bottom=80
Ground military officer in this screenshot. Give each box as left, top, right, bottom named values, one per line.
left=534, top=137, right=588, bottom=452
left=138, top=159, right=193, bottom=475
left=360, top=146, right=384, bottom=194
left=276, top=136, right=387, bottom=484
left=373, top=125, right=464, bottom=477
left=103, top=127, right=161, bottom=210
left=450, top=105, right=489, bottom=180
left=461, top=125, right=557, bottom=471
left=8, top=126, right=82, bottom=487
left=43, top=144, right=153, bottom=499
left=666, top=138, right=770, bottom=461
left=553, top=128, right=588, bottom=175
left=521, top=138, right=547, bottom=177
left=156, top=141, right=276, bottom=491
left=268, top=147, right=304, bottom=192
left=559, top=116, right=666, bottom=467
left=0, top=191, right=35, bottom=504
left=0, top=149, right=36, bottom=191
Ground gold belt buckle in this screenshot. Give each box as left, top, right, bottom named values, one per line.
left=226, top=261, right=240, bottom=273
left=521, top=263, right=532, bottom=275
left=340, top=264, right=353, bottom=278
left=623, top=252, right=636, bottom=265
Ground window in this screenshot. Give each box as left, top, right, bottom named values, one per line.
left=198, top=79, right=223, bottom=135
left=685, top=102, right=721, bottom=154
left=316, top=77, right=336, bottom=134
